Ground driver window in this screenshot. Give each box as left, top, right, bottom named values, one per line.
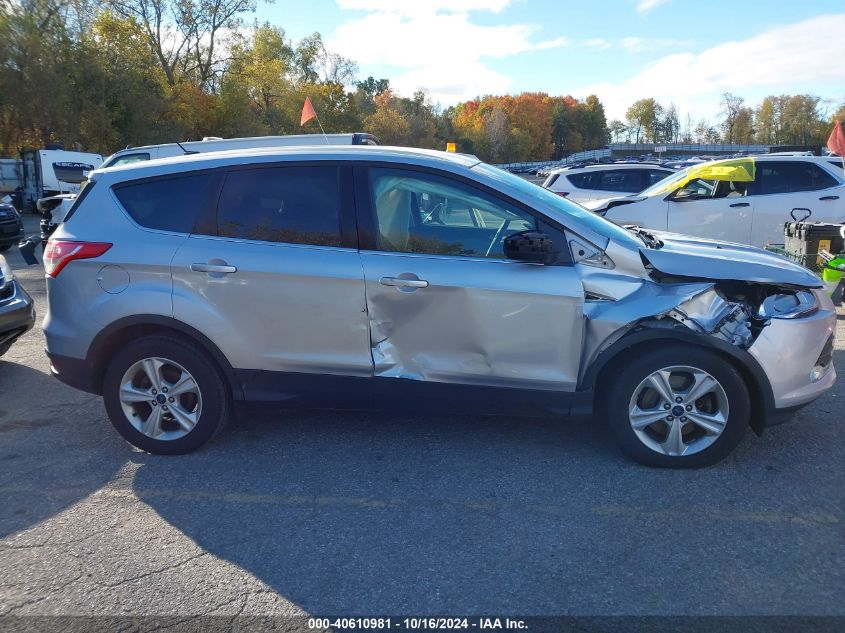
left=368, top=167, right=538, bottom=258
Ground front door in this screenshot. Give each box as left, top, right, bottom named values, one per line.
left=667, top=178, right=753, bottom=243
left=356, top=165, right=585, bottom=415
left=171, top=163, right=372, bottom=407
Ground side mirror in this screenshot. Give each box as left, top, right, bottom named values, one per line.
left=504, top=230, right=558, bottom=265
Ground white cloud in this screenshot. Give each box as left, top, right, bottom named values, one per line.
left=573, top=14, right=845, bottom=121
left=636, top=0, right=670, bottom=13
left=327, top=1, right=568, bottom=104
left=584, top=38, right=612, bottom=50
left=619, top=36, right=691, bottom=53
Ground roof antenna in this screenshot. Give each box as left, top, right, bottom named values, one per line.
left=175, top=141, right=199, bottom=155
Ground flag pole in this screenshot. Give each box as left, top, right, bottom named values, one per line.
left=312, top=111, right=330, bottom=145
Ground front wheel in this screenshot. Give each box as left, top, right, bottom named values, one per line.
left=102, top=334, right=231, bottom=454
left=604, top=345, right=750, bottom=468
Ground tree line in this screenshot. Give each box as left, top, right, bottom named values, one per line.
left=2, top=0, right=843, bottom=164
left=612, top=93, right=844, bottom=147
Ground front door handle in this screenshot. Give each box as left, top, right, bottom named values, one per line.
left=379, top=276, right=429, bottom=289
left=191, top=262, right=237, bottom=274
left=819, top=195, right=839, bottom=201
left=729, top=202, right=750, bottom=207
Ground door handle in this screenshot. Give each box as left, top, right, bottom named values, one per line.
left=729, top=202, right=750, bottom=207
left=379, top=276, right=429, bottom=289
left=819, top=195, right=839, bottom=201
left=191, top=262, right=237, bottom=274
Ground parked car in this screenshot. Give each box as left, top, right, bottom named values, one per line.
left=0, top=254, right=35, bottom=357
left=586, top=156, right=845, bottom=247
left=0, top=203, right=23, bottom=252
left=542, top=163, right=675, bottom=205
left=42, top=146, right=836, bottom=467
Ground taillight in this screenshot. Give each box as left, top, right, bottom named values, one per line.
left=554, top=191, right=569, bottom=198
left=43, top=240, right=112, bottom=277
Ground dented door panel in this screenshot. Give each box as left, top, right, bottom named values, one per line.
left=361, top=251, right=585, bottom=391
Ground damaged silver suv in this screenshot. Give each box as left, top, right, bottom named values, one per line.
left=42, top=147, right=836, bottom=467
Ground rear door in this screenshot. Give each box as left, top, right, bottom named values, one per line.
left=749, top=160, right=845, bottom=246
left=171, top=162, right=372, bottom=407
left=355, top=164, right=585, bottom=415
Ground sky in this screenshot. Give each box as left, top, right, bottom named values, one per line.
left=254, top=0, right=845, bottom=123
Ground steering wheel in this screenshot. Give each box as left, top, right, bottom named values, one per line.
left=485, top=220, right=511, bottom=257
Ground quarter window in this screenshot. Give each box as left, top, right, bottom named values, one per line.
left=216, top=166, right=342, bottom=246
left=756, top=161, right=838, bottom=195
left=368, top=168, right=546, bottom=259
left=114, top=172, right=218, bottom=233
left=104, top=153, right=151, bottom=168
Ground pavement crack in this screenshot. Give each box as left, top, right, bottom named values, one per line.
left=101, top=551, right=209, bottom=588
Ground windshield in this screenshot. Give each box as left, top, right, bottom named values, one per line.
left=640, top=169, right=689, bottom=197
left=472, top=163, right=641, bottom=247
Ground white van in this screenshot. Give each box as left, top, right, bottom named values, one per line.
left=101, top=133, right=379, bottom=169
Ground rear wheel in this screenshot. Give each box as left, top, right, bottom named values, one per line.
left=604, top=345, right=750, bottom=468
left=102, top=335, right=231, bottom=454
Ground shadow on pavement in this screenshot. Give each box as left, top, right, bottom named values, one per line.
left=0, top=360, right=129, bottom=539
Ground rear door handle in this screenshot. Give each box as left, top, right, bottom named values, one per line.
left=729, top=202, right=750, bottom=207
left=379, top=276, right=429, bottom=288
left=819, top=195, right=839, bottom=201
left=191, top=263, right=237, bottom=274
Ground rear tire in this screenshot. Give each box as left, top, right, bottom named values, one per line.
left=102, top=334, right=231, bottom=454
left=603, top=345, right=749, bottom=468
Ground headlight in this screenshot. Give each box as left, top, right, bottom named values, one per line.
left=757, top=290, right=818, bottom=319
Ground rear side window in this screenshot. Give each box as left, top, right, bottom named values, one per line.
left=103, top=152, right=151, bottom=169
left=566, top=173, right=595, bottom=189
left=594, top=169, right=643, bottom=192
left=216, top=166, right=341, bottom=246
left=114, top=172, right=218, bottom=233
left=756, top=161, right=839, bottom=194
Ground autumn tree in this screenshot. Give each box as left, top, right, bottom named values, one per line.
left=626, top=98, right=662, bottom=143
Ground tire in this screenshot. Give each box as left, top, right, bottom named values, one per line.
left=603, top=345, right=749, bottom=468
left=102, top=334, right=231, bottom=454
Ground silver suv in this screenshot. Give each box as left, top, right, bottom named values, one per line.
left=43, top=146, right=837, bottom=467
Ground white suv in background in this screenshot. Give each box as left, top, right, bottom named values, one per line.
left=586, top=156, right=845, bottom=248
left=542, top=163, right=675, bottom=205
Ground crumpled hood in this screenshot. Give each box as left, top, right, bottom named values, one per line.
left=641, top=230, right=823, bottom=288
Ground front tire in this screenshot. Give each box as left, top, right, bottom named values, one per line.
left=603, top=345, right=750, bottom=468
left=102, top=334, right=231, bottom=454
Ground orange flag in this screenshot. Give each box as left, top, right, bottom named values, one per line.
left=301, top=97, right=317, bottom=127
left=827, top=120, right=845, bottom=157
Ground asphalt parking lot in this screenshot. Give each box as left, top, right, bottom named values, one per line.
left=0, top=214, right=843, bottom=620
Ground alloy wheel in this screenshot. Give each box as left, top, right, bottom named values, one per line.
left=118, top=357, right=203, bottom=441
left=627, top=365, right=729, bottom=457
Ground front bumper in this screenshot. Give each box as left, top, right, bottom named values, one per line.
left=749, top=294, right=837, bottom=416
left=0, top=279, right=36, bottom=350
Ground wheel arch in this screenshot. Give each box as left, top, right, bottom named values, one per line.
left=86, top=315, right=244, bottom=401
left=580, top=327, right=773, bottom=435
